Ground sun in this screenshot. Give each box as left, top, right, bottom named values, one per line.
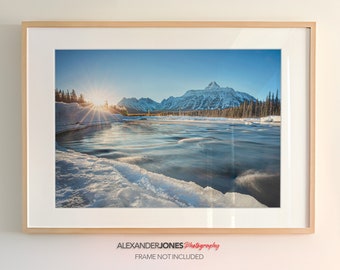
left=86, top=89, right=110, bottom=107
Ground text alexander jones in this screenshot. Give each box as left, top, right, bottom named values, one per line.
left=116, top=242, right=219, bottom=251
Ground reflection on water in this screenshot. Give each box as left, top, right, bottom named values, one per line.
left=56, top=117, right=280, bottom=207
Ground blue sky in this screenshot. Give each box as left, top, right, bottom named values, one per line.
left=55, top=49, right=281, bottom=105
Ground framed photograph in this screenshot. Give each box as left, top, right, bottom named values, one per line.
left=22, top=21, right=315, bottom=233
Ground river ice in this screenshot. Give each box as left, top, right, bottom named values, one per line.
left=56, top=115, right=280, bottom=208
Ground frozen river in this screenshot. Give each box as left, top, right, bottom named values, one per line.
left=56, top=116, right=280, bottom=207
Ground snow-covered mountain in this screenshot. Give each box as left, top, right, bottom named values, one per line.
left=160, top=81, right=255, bottom=111
left=117, top=82, right=256, bottom=113
left=117, top=97, right=159, bottom=113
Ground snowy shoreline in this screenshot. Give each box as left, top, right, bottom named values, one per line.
left=55, top=102, right=123, bottom=134
left=56, top=147, right=266, bottom=208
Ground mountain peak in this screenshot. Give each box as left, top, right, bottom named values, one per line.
left=118, top=82, right=256, bottom=113
left=205, top=81, right=220, bottom=90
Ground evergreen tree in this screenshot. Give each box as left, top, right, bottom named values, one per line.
left=78, top=93, right=85, bottom=104
left=65, top=90, right=71, bottom=103
left=70, top=89, right=77, bottom=103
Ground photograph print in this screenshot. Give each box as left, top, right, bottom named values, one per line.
left=55, top=49, right=281, bottom=208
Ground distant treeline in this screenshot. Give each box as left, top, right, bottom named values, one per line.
left=55, top=88, right=128, bottom=115
left=157, top=91, right=281, bottom=118
left=109, top=105, right=128, bottom=116
left=55, top=89, right=86, bottom=104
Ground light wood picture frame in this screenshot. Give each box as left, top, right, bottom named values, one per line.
left=22, top=21, right=315, bottom=234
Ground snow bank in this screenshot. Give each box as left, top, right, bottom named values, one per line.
left=238, top=115, right=281, bottom=126
left=125, top=115, right=248, bottom=125
left=125, top=115, right=281, bottom=126
left=55, top=102, right=123, bottom=134
left=56, top=148, right=266, bottom=208
left=260, top=115, right=281, bottom=123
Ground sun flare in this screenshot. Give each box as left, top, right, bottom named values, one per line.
left=86, top=89, right=110, bottom=107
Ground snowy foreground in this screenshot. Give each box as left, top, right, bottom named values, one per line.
left=56, top=146, right=265, bottom=208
